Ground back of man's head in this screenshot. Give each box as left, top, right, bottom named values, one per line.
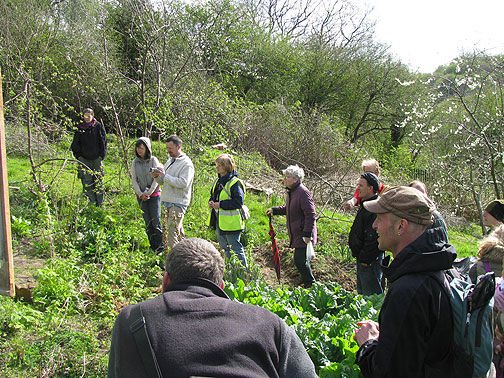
left=165, top=238, right=224, bottom=285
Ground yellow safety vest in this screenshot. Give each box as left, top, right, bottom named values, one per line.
left=207, top=177, right=245, bottom=231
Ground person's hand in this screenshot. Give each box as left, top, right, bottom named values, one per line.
left=303, top=236, right=311, bottom=245
left=140, top=193, right=150, bottom=201
left=209, top=201, right=220, bottom=210
left=344, top=197, right=358, bottom=210
left=265, top=208, right=273, bottom=216
left=354, top=320, right=380, bottom=346
left=151, top=167, right=164, bottom=178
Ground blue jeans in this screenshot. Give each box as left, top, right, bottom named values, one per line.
left=137, top=196, right=163, bottom=252
left=357, top=253, right=384, bottom=295
left=216, top=228, right=247, bottom=268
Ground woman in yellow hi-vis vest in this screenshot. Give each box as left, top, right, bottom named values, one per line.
left=208, top=154, right=247, bottom=268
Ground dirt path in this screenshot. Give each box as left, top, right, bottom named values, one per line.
left=253, top=239, right=357, bottom=291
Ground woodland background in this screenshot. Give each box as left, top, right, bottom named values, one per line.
left=2, top=0, right=504, bottom=231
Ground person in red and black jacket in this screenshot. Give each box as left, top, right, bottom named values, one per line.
left=344, top=159, right=385, bottom=210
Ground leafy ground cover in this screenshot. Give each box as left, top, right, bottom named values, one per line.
left=1, top=138, right=481, bottom=377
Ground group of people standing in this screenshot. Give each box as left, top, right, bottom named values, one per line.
left=71, top=108, right=196, bottom=255
left=74, top=107, right=504, bottom=377
left=71, top=108, right=316, bottom=286
left=346, top=159, right=450, bottom=296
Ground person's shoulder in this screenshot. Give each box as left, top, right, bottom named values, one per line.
left=228, top=300, right=283, bottom=321
left=298, top=183, right=313, bottom=196
left=120, top=295, right=164, bottom=315
left=179, top=153, right=194, bottom=165
left=389, top=272, right=441, bottom=301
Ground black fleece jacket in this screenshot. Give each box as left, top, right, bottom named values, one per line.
left=108, top=278, right=317, bottom=378
left=356, top=228, right=457, bottom=378
left=71, top=120, right=107, bottom=160
left=349, top=195, right=383, bottom=264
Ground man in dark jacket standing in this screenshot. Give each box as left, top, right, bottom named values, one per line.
left=108, top=238, right=318, bottom=378
left=266, top=165, right=317, bottom=288
left=349, top=172, right=384, bottom=295
left=354, top=186, right=456, bottom=378
left=71, top=108, right=107, bottom=206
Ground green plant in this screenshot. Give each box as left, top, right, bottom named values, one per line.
left=224, top=279, right=382, bottom=375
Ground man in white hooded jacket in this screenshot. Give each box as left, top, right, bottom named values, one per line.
left=152, top=135, right=194, bottom=248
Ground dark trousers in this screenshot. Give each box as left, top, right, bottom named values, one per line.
left=137, top=196, right=163, bottom=252
left=78, top=156, right=104, bottom=206
left=294, top=247, right=315, bottom=287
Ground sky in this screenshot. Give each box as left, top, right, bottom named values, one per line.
left=355, top=0, right=504, bottom=73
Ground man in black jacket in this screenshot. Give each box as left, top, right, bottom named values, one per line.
left=349, top=172, right=384, bottom=295
left=71, top=108, right=107, bottom=206
left=108, top=238, right=317, bottom=378
left=354, top=186, right=456, bottom=378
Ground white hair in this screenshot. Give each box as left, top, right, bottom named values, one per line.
left=282, top=165, right=305, bottom=181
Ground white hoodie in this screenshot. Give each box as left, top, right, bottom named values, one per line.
left=154, top=153, right=194, bottom=206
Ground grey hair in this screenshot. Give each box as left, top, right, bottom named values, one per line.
left=282, top=165, right=304, bottom=181
left=165, top=238, right=224, bottom=284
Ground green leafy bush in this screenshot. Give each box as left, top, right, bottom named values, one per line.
left=225, top=279, right=383, bottom=376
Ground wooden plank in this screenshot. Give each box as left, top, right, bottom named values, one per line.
left=0, top=67, right=15, bottom=297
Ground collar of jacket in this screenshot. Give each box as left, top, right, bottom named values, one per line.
left=218, top=170, right=238, bottom=185
left=286, top=180, right=301, bottom=193
left=78, top=118, right=97, bottom=130
left=360, top=194, right=378, bottom=206
left=163, top=277, right=229, bottom=299
left=381, top=228, right=457, bottom=282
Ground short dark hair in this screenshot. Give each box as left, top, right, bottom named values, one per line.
left=82, top=107, right=94, bottom=115
left=361, top=172, right=379, bottom=193
left=135, top=139, right=151, bottom=160
left=166, top=135, right=182, bottom=147
left=165, top=238, right=224, bottom=284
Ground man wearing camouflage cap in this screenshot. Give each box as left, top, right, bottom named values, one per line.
left=353, top=186, right=457, bottom=377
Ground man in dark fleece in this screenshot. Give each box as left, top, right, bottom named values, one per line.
left=348, top=172, right=384, bottom=295
left=354, top=186, right=456, bottom=378
left=108, top=237, right=317, bottom=378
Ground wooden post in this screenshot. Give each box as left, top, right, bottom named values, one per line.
left=0, top=67, right=15, bottom=297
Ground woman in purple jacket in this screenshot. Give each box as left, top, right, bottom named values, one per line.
left=266, top=165, right=317, bottom=287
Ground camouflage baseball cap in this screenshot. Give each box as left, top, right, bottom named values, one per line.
left=363, top=186, right=434, bottom=226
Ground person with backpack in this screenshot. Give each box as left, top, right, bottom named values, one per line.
left=207, top=154, right=248, bottom=268
left=353, top=186, right=458, bottom=377
left=131, top=137, right=164, bottom=253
